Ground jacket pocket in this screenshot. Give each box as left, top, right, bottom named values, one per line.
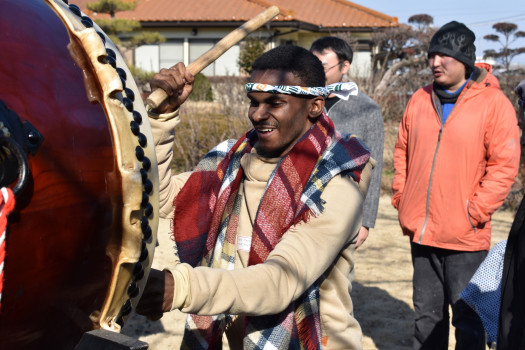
left=466, top=200, right=477, bottom=232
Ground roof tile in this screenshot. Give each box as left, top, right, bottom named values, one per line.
left=70, top=0, right=398, bottom=28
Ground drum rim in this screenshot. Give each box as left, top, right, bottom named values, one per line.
left=45, top=0, right=160, bottom=332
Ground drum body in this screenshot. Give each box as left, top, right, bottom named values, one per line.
left=0, top=0, right=159, bottom=348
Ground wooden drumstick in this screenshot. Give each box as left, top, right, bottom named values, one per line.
left=145, top=5, right=280, bottom=110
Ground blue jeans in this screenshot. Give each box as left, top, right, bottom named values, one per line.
left=411, top=242, right=487, bottom=350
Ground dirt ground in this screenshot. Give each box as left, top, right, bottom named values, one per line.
left=121, top=195, right=516, bottom=349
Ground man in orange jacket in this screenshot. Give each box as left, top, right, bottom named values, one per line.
left=392, top=21, right=520, bottom=349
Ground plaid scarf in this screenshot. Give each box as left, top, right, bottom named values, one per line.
left=173, top=112, right=370, bottom=349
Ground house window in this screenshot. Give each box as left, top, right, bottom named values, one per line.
left=135, top=44, right=159, bottom=72
left=160, top=41, right=184, bottom=70
left=215, top=43, right=240, bottom=76
left=188, top=39, right=241, bottom=76
left=350, top=51, right=372, bottom=78
left=189, top=39, right=216, bottom=76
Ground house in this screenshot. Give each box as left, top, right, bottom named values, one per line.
left=71, top=0, right=399, bottom=77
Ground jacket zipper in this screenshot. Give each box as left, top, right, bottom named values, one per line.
left=466, top=200, right=477, bottom=232
left=419, top=119, right=443, bottom=243
left=418, top=85, right=471, bottom=243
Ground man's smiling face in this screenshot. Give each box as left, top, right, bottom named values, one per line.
left=247, top=69, right=322, bottom=158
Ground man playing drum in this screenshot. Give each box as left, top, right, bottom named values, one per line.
left=137, top=45, right=373, bottom=350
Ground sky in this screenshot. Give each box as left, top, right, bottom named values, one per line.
left=351, top=0, right=525, bottom=65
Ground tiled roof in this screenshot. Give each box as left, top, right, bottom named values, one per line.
left=70, top=0, right=398, bottom=29
left=270, top=0, right=398, bottom=28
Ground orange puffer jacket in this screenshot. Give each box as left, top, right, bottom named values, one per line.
left=392, top=67, right=520, bottom=251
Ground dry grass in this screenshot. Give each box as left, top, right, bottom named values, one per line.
left=171, top=101, right=250, bottom=173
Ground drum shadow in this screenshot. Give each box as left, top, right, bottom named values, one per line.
left=121, top=308, right=187, bottom=347
left=121, top=311, right=167, bottom=337
left=352, top=282, right=414, bottom=350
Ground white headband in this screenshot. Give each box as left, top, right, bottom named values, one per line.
left=245, top=82, right=358, bottom=100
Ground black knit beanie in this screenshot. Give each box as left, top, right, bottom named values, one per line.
left=428, top=21, right=476, bottom=69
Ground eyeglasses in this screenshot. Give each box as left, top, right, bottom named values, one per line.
left=323, top=62, right=342, bottom=73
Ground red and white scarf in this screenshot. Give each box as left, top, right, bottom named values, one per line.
left=173, top=112, right=370, bottom=349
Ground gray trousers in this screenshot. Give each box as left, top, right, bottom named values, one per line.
left=410, top=242, right=487, bottom=350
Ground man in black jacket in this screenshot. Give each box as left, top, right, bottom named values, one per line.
left=497, top=78, right=525, bottom=350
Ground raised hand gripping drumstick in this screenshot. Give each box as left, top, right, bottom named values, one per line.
left=146, top=5, right=280, bottom=110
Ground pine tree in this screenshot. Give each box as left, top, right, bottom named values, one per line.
left=86, top=0, right=165, bottom=63
left=238, top=36, right=266, bottom=75
left=483, top=22, right=525, bottom=72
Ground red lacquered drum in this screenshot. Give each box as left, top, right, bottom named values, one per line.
left=0, top=0, right=159, bottom=348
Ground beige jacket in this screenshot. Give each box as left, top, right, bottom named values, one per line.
left=151, top=113, right=371, bottom=349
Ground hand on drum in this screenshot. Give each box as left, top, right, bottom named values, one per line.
left=135, top=268, right=174, bottom=320
left=149, top=62, right=195, bottom=114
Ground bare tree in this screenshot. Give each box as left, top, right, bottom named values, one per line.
left=371, top=15, right=436, bottom=95
left=362, top=14, right=436, bottom=122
